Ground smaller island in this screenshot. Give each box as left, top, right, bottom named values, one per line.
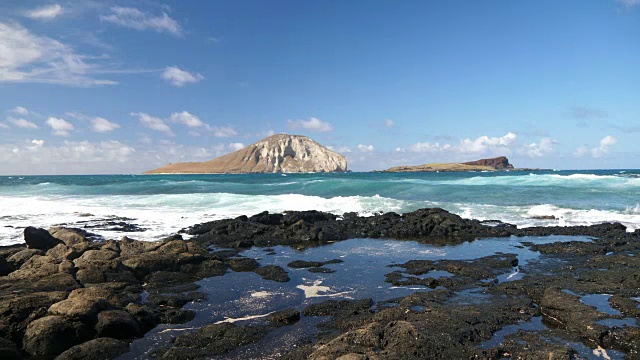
left=385, top=156, right=519, bottom=172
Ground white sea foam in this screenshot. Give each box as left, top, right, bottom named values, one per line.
left=296, top=279, right=353, bottom=298
left=446, top=173, right=640, bottom=187
left=455, top=203, right=640, bottom=232
left=0, top=193, right=408, bottom=245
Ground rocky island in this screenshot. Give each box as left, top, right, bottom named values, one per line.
left=144, top=134, right=347, bottom=174
left=385, top=156, right=516, bottom=172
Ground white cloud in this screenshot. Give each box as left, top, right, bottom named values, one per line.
left=162, top=66, right=204, bottom=87
left=357, top=144, right=375, bottom=152
left=592, top=135, right=617, bottom=158
left=0, top=122, right=9, bottom=129
left=574, top=145, right=590, bottom=157
left=287, top=117, right=334, bottom=133
left=522, top=138, right=555, bottom=158
left=209, top=125, right=238, bottom=137
left=91, top=117, right=120, bottom=133
left=327, top=146, right=352, bottom=153
left=384, top=119, right=394, bottom=128
left=574, top=135, right=618, bottom=158
left=25, top=4, right=64, bottom=20
left=402, top=142, right=452, bottom=153
left=100, top=7, right=182, bottom=36
left=9, top=106, right=30, bottom=116
left=0, top=140, right=135, bottom=166
left=397, top=132, right=521, bottom=156
left=7, top=116, right=39, bottom=129
left=618, top=0, right=640, bottom=7
left=131, top=112, right=174, bottom=136
left=0, top=22, right=114, bottom=86
left=228, top=142, right=245, bottom=151
left=170, top=111, right=204, bottom=127
left=458, top=132, right=517, bottom=154
left=46, top=117, right=74, bottom=136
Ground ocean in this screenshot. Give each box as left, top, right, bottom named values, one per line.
left=1, top=169, right=640, bottom=246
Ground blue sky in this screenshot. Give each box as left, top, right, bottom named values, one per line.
left=0, top=0, right=639, bottom=174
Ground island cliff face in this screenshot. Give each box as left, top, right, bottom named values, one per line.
left=144, top=134, right=348, bottom=174
left=385, top=156, right=514, bottom=172
left=463, top=156, right=514, bottom=170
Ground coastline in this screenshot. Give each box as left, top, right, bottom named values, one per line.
left=1, top=207, right=638, bottom=359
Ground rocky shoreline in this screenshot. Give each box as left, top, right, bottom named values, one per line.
left=0, top=208, right=638, bottom=359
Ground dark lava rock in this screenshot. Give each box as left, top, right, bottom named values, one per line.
left=187, top=208, right=514, bottom=249
left=55, top=337, right=129, bottom=360
left=161, top=322, right=268, bottom=359
left=23, top=315, right=92, bottom=357
left=267, top=308, right=300, bottom=326
left=24, top=227, right=62, bottom=250
left=125, top=303, right=160, bottom=331
left=159, top=308, right=196, bottom=324
left=228, top=257, right=260, bottom=272
left=147, top=292, right=206, bottom=308
left=303, top=299, right=373, bottom=317
left=95, top=310, right=141, bottom=339
left=249, top=211, right=283, bottom=225
left=0, top=257, right=14, bottom=276
left=287, top=260, right=324, bottom=268
left=254, top=265, right=290, bottom=282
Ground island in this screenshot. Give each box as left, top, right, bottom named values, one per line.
left=385, top=156, right=521, bottom=172
left=144, top=134, right=347, bottom=174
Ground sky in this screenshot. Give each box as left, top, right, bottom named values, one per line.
left=0, top=0, right=639, bottom=174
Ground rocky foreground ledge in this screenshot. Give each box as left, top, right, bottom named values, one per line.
left=0, top=208, right=638, bottom=359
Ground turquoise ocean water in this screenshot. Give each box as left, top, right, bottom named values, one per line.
left=1, top=170, right=639, bottom=245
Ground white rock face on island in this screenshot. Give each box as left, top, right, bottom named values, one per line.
left=144, top=134, right=348, bottom=174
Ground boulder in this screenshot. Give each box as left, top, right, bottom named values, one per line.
left=23, top=315, right=91, bottom=357
left=46, top=244, right=80, bottom=261
left=228, top=258, right=260, bottom=272
left=48, top=227, right=92, bottom=246
left=8, top=255, right=65, bottom=280
left=0, top=291, right=66, bottom=343
left=55, top=337, right=129, bottom=360
left=7, top=249, right=43, bottom=268
left=118, top=237, right=162, bottom=257
left=48, top=298, right=110, bottom=323
left=95, top=310, right=140, bottom=339
left=76, top=250, right=119, bottom=261
left=253, top=265, right=290, bottom=282
left=125, top=303, right=160, bottom=331
left=24, top=227, right=62, bottom=251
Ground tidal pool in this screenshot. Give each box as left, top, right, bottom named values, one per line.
left=120, top=235, right=593, bottom=359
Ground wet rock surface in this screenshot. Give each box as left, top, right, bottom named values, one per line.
left=1, top=207, right=639, bottom=359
